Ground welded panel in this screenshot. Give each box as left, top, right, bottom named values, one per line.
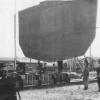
left=19, top=0, right=97, bottom=62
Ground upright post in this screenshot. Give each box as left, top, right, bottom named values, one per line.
left=90, top=45, right=92, bottom=58
left=14, top=0, right=17, bottom=70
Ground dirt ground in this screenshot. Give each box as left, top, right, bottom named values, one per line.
left=18, top=82, right=100, bottom=100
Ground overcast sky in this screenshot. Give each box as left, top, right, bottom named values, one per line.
left=0, top=0, right=100, bottom=58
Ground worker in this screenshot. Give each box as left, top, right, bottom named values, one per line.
left=0, top=65, right=17, bottom=100
left=96, top=60, right=100, bottom=92
left=82, top=58, right=89, bottom=90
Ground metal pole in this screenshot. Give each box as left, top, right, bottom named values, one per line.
left=14, top=0, right=17, bottom=70
left=90, top=46, right=91, bottom=57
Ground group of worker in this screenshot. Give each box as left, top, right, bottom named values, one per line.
left=0, top=58, right=100, bottom=100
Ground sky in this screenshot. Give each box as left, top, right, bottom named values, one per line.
left=0, top=0, right=100, bottom=59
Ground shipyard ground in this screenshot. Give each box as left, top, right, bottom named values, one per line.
left=18, top=81, right=100, bottom=100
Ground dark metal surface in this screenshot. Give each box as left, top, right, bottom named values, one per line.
left=19, top=0, right=97, bottom=62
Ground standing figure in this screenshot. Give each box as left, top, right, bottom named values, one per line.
left=96, top=66, right=100, bottom=92
left=82, top=58, right=89, bottom=90
left=52, top=74, right=57, bottom=85
left=0, top=65, right=17, bottom=100
left=37, top=61, right=42, bottom=88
